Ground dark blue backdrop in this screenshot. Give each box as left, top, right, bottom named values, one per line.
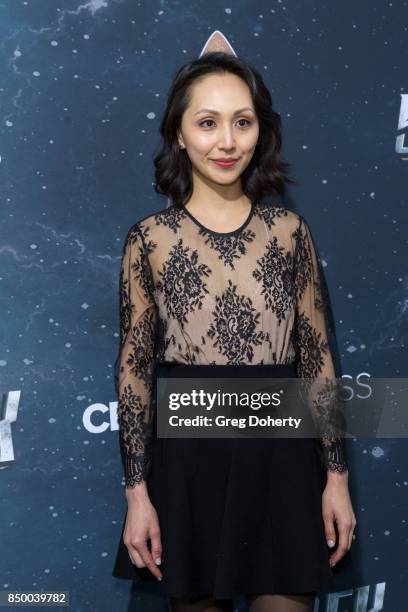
left=1, top=1, right=406, bottom=610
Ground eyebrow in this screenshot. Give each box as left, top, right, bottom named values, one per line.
left=194, top=107, right=255, bottom=116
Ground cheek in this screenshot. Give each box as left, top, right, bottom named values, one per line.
left=193, top=131, right=216, bottom=150
left=240, top=129, right=259, bottom=151
left=186, top=137, right=215, bottom=160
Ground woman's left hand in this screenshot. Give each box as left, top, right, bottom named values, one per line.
left=322, top=471, right=357, bottom=567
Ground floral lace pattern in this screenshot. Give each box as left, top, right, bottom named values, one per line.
left=115, top=202, right=348, bottom=487
left=293, top=216, right=348, bottom=473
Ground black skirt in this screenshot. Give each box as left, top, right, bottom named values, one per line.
left=112, top=361, right=343, bottom=599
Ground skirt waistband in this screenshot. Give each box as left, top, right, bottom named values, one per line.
left=156, top=360, right=298, bottom=379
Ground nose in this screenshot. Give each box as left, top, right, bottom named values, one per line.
left=218, top=126, right=235, bottom=150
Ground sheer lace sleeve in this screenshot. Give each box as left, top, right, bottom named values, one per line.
left=116, top=223, right=158, bottom=487
left=292, top=214, right=348, bottom=474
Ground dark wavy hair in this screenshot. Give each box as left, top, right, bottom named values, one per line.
left=153, top=51, right=295, bottom=208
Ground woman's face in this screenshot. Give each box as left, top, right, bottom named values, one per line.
left=178, top=72, right=260, bottom=187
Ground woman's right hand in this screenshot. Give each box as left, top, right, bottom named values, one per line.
left=123, top=483, right=163, bottom=581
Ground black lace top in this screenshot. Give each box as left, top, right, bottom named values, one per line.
left=115, top=200, right=348, bottom=487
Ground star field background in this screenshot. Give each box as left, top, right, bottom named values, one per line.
left=0, top=1, right=407, bottom=610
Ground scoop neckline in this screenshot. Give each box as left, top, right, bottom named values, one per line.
left=182, top=200, right=256, bottom=237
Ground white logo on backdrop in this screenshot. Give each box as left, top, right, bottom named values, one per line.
left=396, top=93, right=408, bottom=155
left=0, top=391, right=21, bottom=464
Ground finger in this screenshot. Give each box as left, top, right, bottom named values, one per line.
left=150, top=528, right=163, bottom=566
left=330, top=522, right=350, bottom=566
left=137, top=542, right=163, bottom=580
left=347, top=526, right=354, bottom=550
left=323, top=514, right=337, bottom=550
left=128, top=547, right=145, bottom=567
left=348, top=519, right=357, bottom=549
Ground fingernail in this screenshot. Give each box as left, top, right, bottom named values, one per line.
left=157, top=576, right=162, bottom=581
left=327, top=539, right=335, bottom=547
left=155, top=557, right=161, bottom=565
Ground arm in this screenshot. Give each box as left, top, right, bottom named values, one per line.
left=292, top=214, right=348, bottom=475
left=116, top=223, right=158, bottom=491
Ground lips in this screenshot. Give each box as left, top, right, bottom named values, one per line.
left=211, top=158, right=239, bottom=168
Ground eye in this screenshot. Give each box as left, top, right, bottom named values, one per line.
left=199, top=119, right=216, bottom=128
left=237, top=118, right=252, bottom=127
left=198, top=118, right=253, bottom=129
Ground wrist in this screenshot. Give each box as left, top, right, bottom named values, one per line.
left=125, top=481, right=149, bottom=501
left=326, top=468, right=348, bottom=483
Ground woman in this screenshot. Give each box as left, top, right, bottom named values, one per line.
left=112, top=51, right=356, bottom=612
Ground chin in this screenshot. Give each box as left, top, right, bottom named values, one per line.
left=211, top=177, right=240, bottom=187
